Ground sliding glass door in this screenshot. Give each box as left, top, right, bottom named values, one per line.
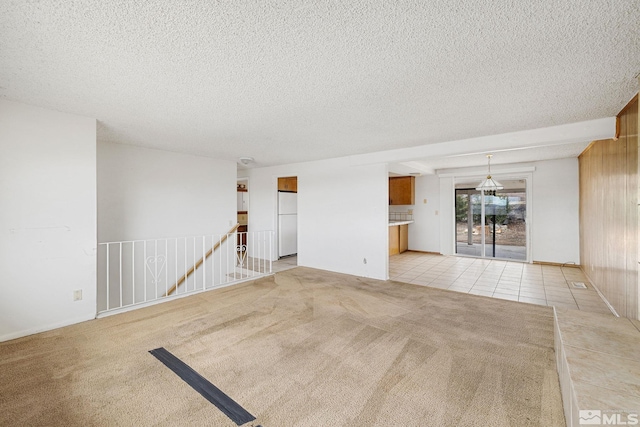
left=455, top=180, right=527, bottom=261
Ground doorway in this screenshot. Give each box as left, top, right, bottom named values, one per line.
left=455, top=179, right=527, bottom=261
left=277, top=176, right=298, bottom=259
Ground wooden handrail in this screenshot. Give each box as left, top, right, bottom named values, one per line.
left=164, top=223, right=240, bottom=297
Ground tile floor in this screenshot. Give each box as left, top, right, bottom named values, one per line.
left=272, top=255, right=298, bottom=273
left=390, top=252, right=613, bottom=315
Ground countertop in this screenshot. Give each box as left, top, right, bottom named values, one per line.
left=388, top=220, right=414, bottom=226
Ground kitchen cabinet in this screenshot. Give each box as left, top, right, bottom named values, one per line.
left=389, top=176, right=415, bottom=205
left=389, top=226, right=400, bottom=255
left=389, top=224, right=409, bottom=255
left=237, top=190, right=248, bottom=212
left=278, top=176, right=297, bottom=192
left=399, top=224, right=408, bottom=253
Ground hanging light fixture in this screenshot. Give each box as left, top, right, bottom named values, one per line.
left=476, top=154, right=503, bottom=196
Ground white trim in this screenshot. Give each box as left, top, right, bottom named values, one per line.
left=0, top=313, right=96, bottom=343
left=96, top=276, right=260, bottom=319
left=438, top=166, right=536, bottom=178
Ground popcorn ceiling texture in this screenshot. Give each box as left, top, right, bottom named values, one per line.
left=0, top=1, right=638, bottom=166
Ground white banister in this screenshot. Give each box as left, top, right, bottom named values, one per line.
left=97, top=229, right=275, bottom=316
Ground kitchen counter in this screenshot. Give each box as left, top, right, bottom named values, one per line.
left=388, top=220, right=414, bottom=226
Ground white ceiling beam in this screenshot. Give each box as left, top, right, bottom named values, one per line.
left=349, top=117, right=615, bottom=167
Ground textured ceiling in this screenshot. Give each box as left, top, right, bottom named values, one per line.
left=1, top=1, right=638, bottom=168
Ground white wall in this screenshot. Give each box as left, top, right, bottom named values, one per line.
left=0, top=100, right=97, bottom=341
left=249, top=158, right=389, bottom=280
left=97, top=142, right=237, bottom=241
left=531, top=158, right=580, bottom=264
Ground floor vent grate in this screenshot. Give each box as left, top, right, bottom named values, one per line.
left=571, top=282, right=588, bottom=289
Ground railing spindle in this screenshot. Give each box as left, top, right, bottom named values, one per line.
left=119, top=242, right=123, bottom=309
left=143, top=241, right=147, bottom=303
left=154, top=239, right=158, bottom=300
left=192, top=237, right=196, bottom=290
left=175, top=239, right=178, bottom=295
left=97, top=228, right=272, bottom=315
left=132, top=242, right=135, bottom=304
left=106, top=244, right=110, bottom=311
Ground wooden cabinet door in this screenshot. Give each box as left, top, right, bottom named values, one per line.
left=278, top=177, right=298, bottom=192
left=389, top=176, right=415, bottom=205
left=389, top=226, right=400, bottom=256
left=399, top=224, right=409, bottom=253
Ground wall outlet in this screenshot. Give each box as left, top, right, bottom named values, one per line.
left=435, top=210, right=439, bottom=215
left=73, top=290, right=83, bottom=301
left=423, top=198, right=427, bottom=204
left=363, top=258, right=367, bottom=264
left=407, top=209, right=413, bottom=215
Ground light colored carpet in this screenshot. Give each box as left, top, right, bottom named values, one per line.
left=0, top=267, right=565, bottom=426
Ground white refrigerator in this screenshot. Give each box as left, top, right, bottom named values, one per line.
left=278, top=191, right=297, bottom=257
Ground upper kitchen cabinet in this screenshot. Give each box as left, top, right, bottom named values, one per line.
left=389, top=176, right=415, bottom=205
left=278, top=176, right=298, bottom=192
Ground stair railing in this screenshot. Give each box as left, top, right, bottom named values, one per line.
left=163, top=223, right=240, bottom=297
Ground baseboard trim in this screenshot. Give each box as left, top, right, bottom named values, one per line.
left=406, top=250, right=441, bottom=255
left=0, top=313, right=96, bottom=343
left=532, top=261, right=582, bottom=268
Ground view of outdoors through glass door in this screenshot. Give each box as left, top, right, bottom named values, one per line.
left=455, top=180, right=527, bottom=261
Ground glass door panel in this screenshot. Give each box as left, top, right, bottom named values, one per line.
left=491, top=190, right=526, bottom=260
left=455, top=181, right=527, bottom=261
left=455, top=190, right=483, bottom=257
left=483, top=194, right=503, bottom=258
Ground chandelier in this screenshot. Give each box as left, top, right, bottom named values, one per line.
left=476, top=154, right=503, bottom=196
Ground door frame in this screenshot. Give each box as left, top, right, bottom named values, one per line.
left=452, top=172, right=532, bottom=263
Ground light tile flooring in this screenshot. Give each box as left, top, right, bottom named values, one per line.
left=272, top=255, right=298, bottom=273
left=390, top=252, right=613, bottom=315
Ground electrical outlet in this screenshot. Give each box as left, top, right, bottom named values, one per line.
left=435, top=210, right=439, bottom=215
left=73, top=290, right=82, bottom=301
left=407, top=209, right=413, bottom=215
left=363, top=258, right=367, bottom=264
left=423, top=198, right=427, bottom=204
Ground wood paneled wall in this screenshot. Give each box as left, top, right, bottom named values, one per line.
left=579, top=95, right=638, bottom=319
